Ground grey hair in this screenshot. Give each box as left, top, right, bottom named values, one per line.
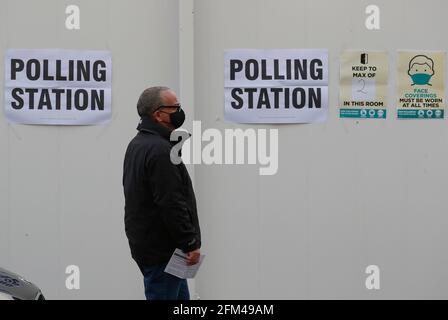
left=136, top=86, right=171, bottom=117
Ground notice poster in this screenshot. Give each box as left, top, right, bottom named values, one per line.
left=224, top=49, right=328, bottom=123
left=4, top=49, right=112, bottom=125
left=339, top=51, right=388, bottom=119
left=396, top=51, right=445, bottom=119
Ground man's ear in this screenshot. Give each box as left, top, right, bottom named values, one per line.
left=152, top=110, right=162, bottom=123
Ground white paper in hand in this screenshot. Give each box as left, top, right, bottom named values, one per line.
left=164, top=248, right=205, bottom=279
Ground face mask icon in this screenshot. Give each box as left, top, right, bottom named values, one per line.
left=411, top=73, right=432, bottom=85
left=408, top=55, right=435, bottom=86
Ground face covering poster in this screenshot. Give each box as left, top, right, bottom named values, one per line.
left=396, top=51, right=446, bottom=119
left=339, top=51, right=388, bottom=119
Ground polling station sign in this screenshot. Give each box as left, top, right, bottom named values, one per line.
left=339, top=51, right=388, bottom=119
left=397, top=51, right=446, bottom=119
left=4, top=49, right=112, bottom=125
left=224, top=49, right=328, bottom=123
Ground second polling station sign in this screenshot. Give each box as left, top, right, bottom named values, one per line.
left=4, top=49, right=112, bottom=125
left=224, top=49, right=328, bottom=123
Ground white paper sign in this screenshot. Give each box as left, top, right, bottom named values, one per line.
left=164, top=249, right=205, bottom=279
left=4, top=49, right=112, bottom=125
left=224, top=49, right=328, bottom=123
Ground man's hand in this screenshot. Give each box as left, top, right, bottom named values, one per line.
left=186, top=248, right=200, bottom=266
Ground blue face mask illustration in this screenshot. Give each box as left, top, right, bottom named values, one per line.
left=407, top=55, right=435, bottom=86
left=411, top=73, right=432, bottom=85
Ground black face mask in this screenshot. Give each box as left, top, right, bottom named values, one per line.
left=154, top=106, right=186, bottom=129
left=167, top=108, right=186, bottom=129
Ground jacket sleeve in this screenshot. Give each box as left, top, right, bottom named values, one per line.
left=146, top=146, right=200, bottom=253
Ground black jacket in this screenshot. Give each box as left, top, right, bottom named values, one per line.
left=123, top=116, right=201, bottom=268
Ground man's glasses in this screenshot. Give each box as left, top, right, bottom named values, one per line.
left=155, top=104, right=182, bottom=113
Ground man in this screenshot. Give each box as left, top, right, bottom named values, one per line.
left=123, top=86, right=201, bottom=300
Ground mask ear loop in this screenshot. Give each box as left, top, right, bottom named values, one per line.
left=153, top=109, right=174, bottom=128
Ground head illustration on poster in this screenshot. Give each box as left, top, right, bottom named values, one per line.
left=408, top=55, right=435, bottom=86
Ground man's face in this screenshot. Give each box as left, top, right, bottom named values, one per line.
left=153, top=90, right=179, bottom=130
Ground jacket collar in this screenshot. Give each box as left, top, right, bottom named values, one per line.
left=137, top=115, right=172, bottom=142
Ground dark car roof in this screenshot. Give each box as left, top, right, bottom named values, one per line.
left=0, top=267, right=42, bottom=300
